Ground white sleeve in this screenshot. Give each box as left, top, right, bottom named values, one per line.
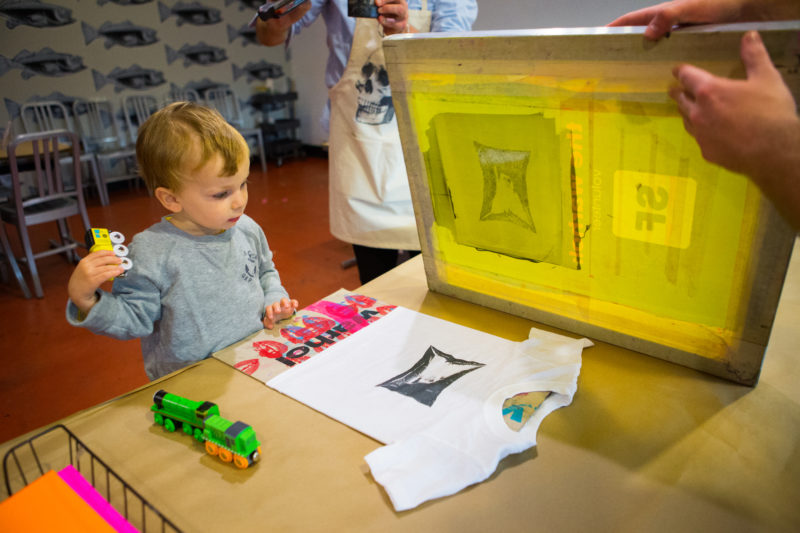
left=365, top=433, right=486, bottom=512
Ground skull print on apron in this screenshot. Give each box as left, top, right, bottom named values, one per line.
left=327, top=1, right=431, bottom=250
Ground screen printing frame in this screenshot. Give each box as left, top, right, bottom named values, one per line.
left=383, top=22, right=800, bottom=385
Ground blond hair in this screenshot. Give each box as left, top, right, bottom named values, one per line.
left=135, top=101, right=249, bottom=192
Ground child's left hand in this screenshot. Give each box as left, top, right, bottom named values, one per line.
left=263, top=297, right=299, bottom=329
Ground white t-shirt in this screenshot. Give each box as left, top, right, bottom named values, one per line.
left=268, top=307, right=590, bottom=511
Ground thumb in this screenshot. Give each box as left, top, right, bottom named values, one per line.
left=741, top=31, right=779, bottom=82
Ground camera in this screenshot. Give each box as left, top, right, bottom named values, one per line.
left=258, top=0, right=308, bottom=20
left=348, top=0, right=378, bottom=18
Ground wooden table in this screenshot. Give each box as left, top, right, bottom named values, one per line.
left=2, top=248, right=799, bottom=532
left=0, top=141, right=72, bottom=176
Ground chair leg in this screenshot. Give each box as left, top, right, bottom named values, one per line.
left=14, top=222, right=42, bottom=298
left=77, top=191, right=92, bottom=234
left=90, top=156, right=109, bottom=206
left=55, top=218, right=80, bottom=263
left=255, top=131, right=267, bottom=175
left=0, top=222, right=32, bottom=298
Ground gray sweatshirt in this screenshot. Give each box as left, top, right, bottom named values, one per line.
left=66, top=214, right=290, bottom=380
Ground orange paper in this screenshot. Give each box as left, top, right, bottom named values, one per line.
left=0, top=470, right=118, bottom=532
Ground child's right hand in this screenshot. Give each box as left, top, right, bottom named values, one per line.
left=68, top=250, right=124, bottom=315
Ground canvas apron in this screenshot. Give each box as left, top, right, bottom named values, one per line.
left=328, top=2, right=431, bottom=250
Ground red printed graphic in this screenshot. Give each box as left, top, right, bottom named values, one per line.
left=280, top=315, right=336, bottom=344
left=253, top=340, right=288, bottom=359
left=235, top=358, right=260, bottom=375
left=246, top=294, right=397, bottom=373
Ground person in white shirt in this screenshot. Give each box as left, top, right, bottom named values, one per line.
left=255, top=0, right=478, bottom=282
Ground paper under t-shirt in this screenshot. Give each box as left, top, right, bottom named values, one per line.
left=267, top=307, right=590, bottom=511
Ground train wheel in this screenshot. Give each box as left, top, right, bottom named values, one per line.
left=164, top=418, right=176, bottom=432
left=233, top=455, right=249, bottom=469
left=218, top=448, right=233, bottom=463
left=205, top=441, right=218, bottom=456
left=251, top=448, right=261, bottom=464
left=193, top=428, right=203, bottom=442
left=154, top=413, right=163, bottom=426
left=182, top=424, right=192, bottom=436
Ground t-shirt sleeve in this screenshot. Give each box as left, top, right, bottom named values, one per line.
left=365, top=433, right=486, bottom=512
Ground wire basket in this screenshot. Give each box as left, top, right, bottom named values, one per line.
left=2, top=424, right=181, bottom=532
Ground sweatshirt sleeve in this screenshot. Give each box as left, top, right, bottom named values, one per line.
left=65, top=271, right=162, bottom=340
left=65, top=229, right=164, bottom=339
left=256, top=227, right=290, bottom=306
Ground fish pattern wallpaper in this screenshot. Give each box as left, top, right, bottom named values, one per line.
left=0, top=0, right=287, bottom=133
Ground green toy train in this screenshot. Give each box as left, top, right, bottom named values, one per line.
left=150, top=390, right=261, bottom=469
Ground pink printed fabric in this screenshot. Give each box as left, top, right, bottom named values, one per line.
left=217, top=290, right=397, bottom=383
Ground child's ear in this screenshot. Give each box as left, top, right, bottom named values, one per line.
left=155, top=187, right=182, bottom=213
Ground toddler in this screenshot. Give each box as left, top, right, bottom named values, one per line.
left=67, top=102, right=297, bottom=380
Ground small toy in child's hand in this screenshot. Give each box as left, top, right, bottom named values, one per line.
left=150, top=390, right=262, bottom=469
left=85, top=228, right=133, bottom=278
left=257, top=0, right=308, bottom=20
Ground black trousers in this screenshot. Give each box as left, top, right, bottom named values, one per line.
left=352, top=244, right=420, bottom=285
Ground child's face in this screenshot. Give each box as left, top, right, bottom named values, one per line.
left=165, top=153, right=250, bottom=236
